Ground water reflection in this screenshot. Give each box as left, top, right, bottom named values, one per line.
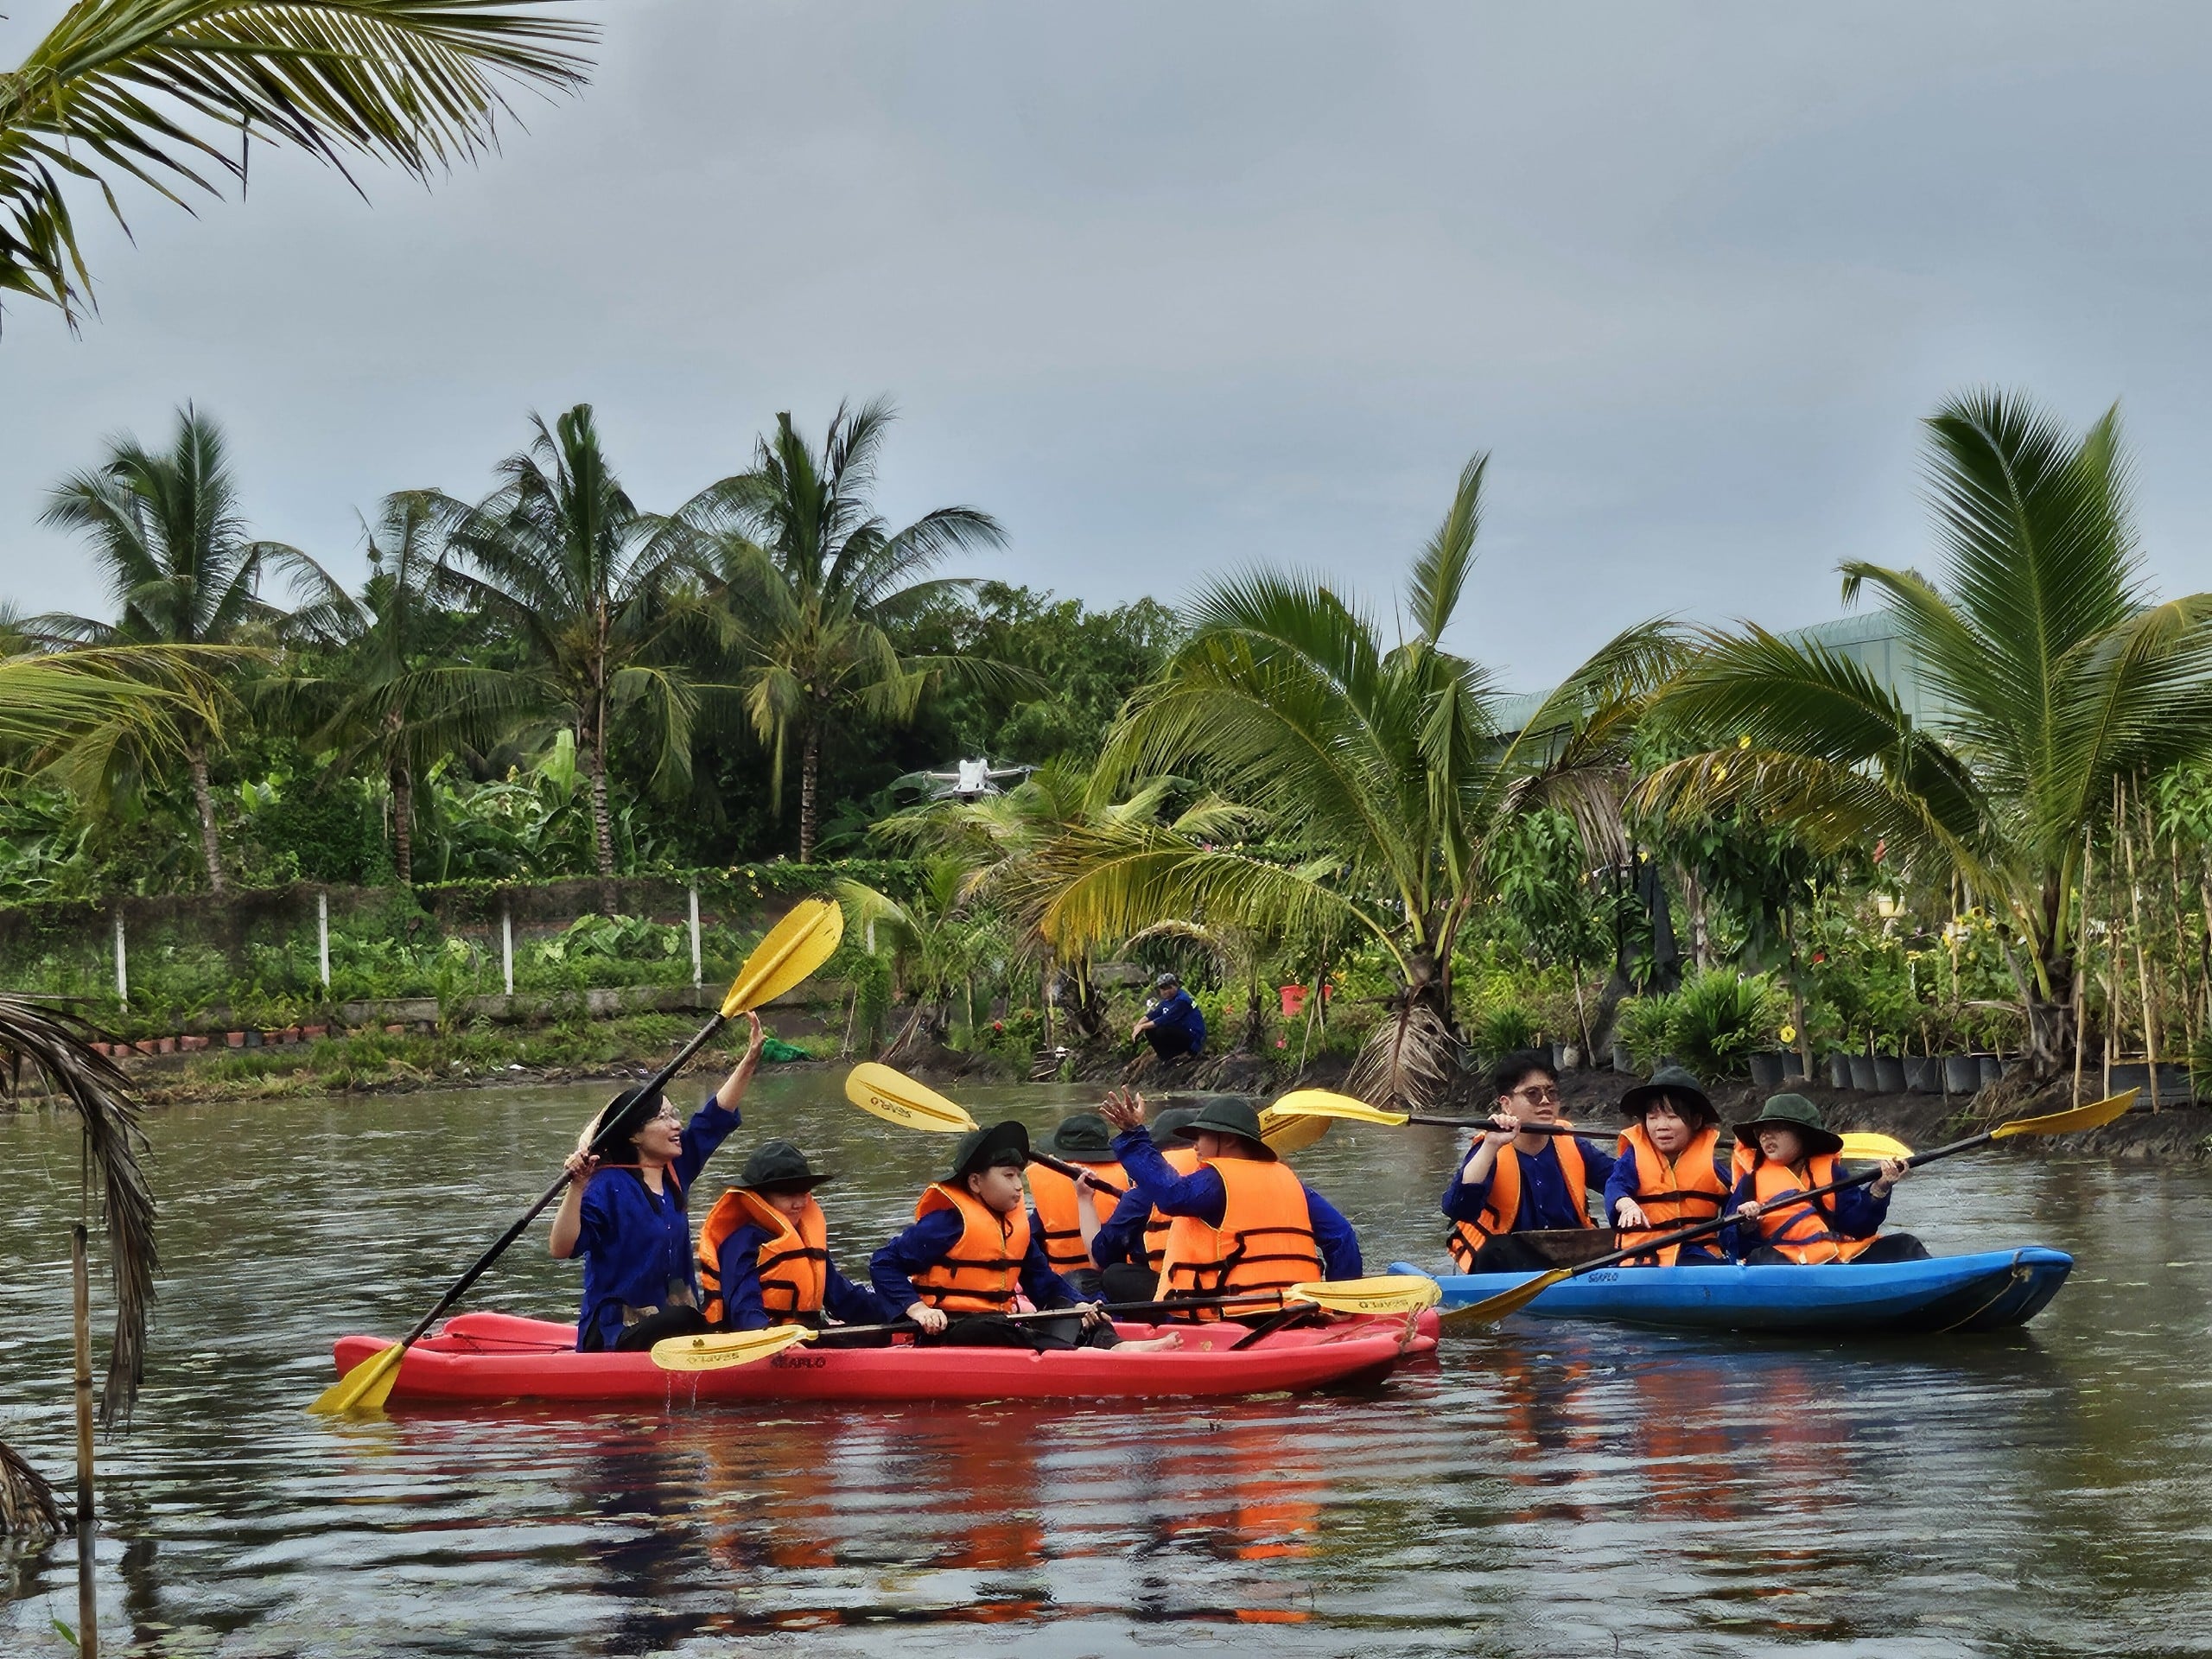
left=2, top=1079, right=2209, bottom=1656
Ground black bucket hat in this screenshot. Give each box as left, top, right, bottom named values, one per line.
left=586, top=1085, right=667, bottom=1160
left=1619, top=1065, right=1718, bottom=1128
left=946, top=1118, right=1031, bottom=1183
left=1165, top=1096, right=1275, bottom=1160
left=1147, top=1104, right=1203, bottom=1145
left=1047, top=1112, right=1118, bottom=1164
left=738, top=1139, right=829, bottom=1193
left=1734, top=1092, right=1842, bottom=1158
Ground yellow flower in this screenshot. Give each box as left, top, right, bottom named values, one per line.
left=1779, top=1024, right=1797, bottom=1043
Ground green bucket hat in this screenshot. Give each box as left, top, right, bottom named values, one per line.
left=1047, top=1111, right=1118, bottom=1164
left=1619, top=1065, right=1717, bottom=1128
left=1165, top=1096, right=1275, bottom=1160
left=945, top=1118, right=1031, bottom=1183
left=1733, top=1092, right=1842, bottom=1158
left=737, top=1138, right=829, bottom=1193
left=1147, top=1104, right=1203, bottom=1146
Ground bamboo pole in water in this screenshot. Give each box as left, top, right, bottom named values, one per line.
left=72, top=1221, right=97, bottom=1658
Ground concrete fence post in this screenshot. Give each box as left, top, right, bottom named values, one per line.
left=317, top=890, right=331, bottom=991
left=689, top=886, right=702, bottom=988
left=501, top=898, right=515, bottom=997
left=113, top=911, right=127, bottom=1011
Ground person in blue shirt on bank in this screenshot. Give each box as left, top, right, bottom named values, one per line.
left=549, top=1011, right=765, bottom=1352
left=1097, top=1090, right=1362, bottom=1318
left=1133, top=972, right=1206, bottom=1065
left=1440, top=1049, right=1618, bottom=1274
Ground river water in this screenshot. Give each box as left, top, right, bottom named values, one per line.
left=3, top=1073, right=2209, bottom=1658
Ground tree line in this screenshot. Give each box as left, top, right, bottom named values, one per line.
left=8, top=388, right=2212, bottom=1106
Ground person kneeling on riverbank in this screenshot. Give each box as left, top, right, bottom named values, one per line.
left=1605, top=1066, right=1730, bottom=1266
left=1098, top=1090, right=1360, bottom=1319
left=870, top=1120, right=1181, bottom=1352
left=550, top=1012, right=766, bottom=1352
left=696, top=1140, right=897, bottom=1347
left=1441, top=1050, right=1618, bottom=1273
left=1725, top=1094, right=1927, bottom=1264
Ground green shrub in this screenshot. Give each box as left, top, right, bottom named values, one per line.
left=1667, top=969, right=1787, bottom=1077
left=1469, top=1002, right=1535, bottom=1061
left=1614, top=993, right=1677, bottom=1070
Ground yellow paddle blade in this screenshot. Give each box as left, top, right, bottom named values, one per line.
left=1991, top=1088, right=2137, bottom=1140
left=1437, top=1268, right=1571, bottom=1332
left=1258, top=1105, right=1332, bottom=1154
left=308, top=1340, right=405, bottom=1414
left=1268, top=1090, right=1411, bottom=1128
left=651, top=1323, right=817, bottom=1372
left=1285, top=1274, right=1442, bottom=1315
left=844, top=1062, right=979, bottom=1134
left=1840, top=1132, right=1913, bottom=1160
left=722, top=898, right=843, bottom=1016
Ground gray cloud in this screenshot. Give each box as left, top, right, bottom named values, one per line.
left=5, top=1, right=2211, bottom=687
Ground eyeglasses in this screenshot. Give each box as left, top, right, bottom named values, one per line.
left=1509, top=1086, right=1560, bottom=1105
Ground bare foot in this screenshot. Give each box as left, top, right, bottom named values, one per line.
left=1115, top=1332, right=1183, bottom=1353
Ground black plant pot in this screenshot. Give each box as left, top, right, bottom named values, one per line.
left=1904, top=1056, right=1942, bottom=1094
left=1748, top=1052, right=1787, bottom=1089
left=1977, top=1054, right=2003, bottom=1087
left=1847, top=1055, right=1878, bottom=1091
left=1942, top=1054, right=1978, bottom=1095
left=1827, top=1053, right=1853, bottom=1089
left=1873, top=1054, right=1907, bottom=1092
left=1782, top=1052, right=1808, bottom=1081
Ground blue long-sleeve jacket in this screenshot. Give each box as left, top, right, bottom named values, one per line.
left=1141, top=989, right=1207, bottom=1058
left=1440, top=1136, right=1617, bottom=1232
left=1720, top=1164, right=1892, bottom=1260
left=1111, top=1128, right=1362, bottom=1279
left=1091, top=1182, right=1156, bottom=1269
left=570, top=1092, right=740, bottom=1351
left=869, top=1206, right=1084, bottom=1313
left=712, top=1224, right=898, bottom=1331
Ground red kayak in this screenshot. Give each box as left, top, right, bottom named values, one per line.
left=329, top=1310, right=1438, bottom=1408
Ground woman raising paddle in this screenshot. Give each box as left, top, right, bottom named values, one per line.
left=550, top=1011, right=767, bottom=1351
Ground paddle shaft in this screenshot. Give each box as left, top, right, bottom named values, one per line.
left=1560, top=1125, right=1996, bottom=1279
left=395, top=1008, right=736, bottom=1351
left=1029, top=1150, right=1129, bottom=1201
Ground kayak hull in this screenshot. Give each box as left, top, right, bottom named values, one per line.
left=329, top=1311, right=1438, bottom=1408
left=1389, top=1247, right=2074, bottom=1334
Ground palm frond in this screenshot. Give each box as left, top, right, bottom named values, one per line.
left=0, top=995, right=156, bottom=1428
left=3, top=0, right=594, bottom=326
left=1406, top=452, right=1484, bottom=645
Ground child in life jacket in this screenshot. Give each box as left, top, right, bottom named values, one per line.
left=694, top=1140, right=897, bottom=1345
left=1440, top=1050, right=1617, bottom=1273
left=1725, top=1094, right=1926, bottom=1264
left=1027, top=1111, right=1132, bottom=1300
left=1605, top=1066, right=1731, bottom=1265
left=1088, top=1103, right=1204, bottom=1303
left=870, top=1119, right=1182, bottom=1351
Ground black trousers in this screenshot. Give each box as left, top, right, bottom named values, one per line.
left=610, top=1306, right=711, bottom=1352
left=1745, top=1231, right=1930, bottom=1266
left=916, top=1313, right=1121, bottom=1351
left=1100, top=1263, right=1160, bottom=1305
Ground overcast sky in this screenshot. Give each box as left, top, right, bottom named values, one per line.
left=6, top=2, right=2212, bottom=689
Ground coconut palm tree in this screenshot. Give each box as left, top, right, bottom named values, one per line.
left=2, top=0, right=591, bottom=330
left=1641, top=391, right=2212, bottom=1071
left=431, top=404, right=701, bottom=877
left=683, top=399, right=1014, bottom=862
left=290, top=492, right=520, bottom=882
left=1032, top=454, right=1681, bottom=1108
left=36, top=404, right=342, bottom=889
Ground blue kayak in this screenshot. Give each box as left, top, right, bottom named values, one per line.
left=1388, top=1247, right=2075, bottom=1335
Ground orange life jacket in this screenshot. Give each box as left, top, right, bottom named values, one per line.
left=1446, top=1125, right=1590, bottom=1270
left=910, top=1183, right=1033, bottom=1313
left=1613, top=1122, right=1728, bottom=1266
left=1159, top=1156, right=1323, bottom=1319
left=1143, top=1145, right=1203, bottom=1272
left=1744, top=1154, right=1877, bottom=1264
left=1027, top=1161, right=1131, bottom=1274
left=695, top=1187, right=830, bottom=1325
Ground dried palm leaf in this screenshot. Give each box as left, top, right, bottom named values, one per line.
left=0, top=1437, right=69, bottom=1537
left=0, top=995, right=156, bottom=1427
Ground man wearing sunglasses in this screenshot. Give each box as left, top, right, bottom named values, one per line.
left=1441, top=1048, right=1616, bottom=1274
